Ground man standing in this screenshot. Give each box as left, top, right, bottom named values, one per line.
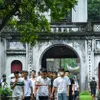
left=89, top=77, right=97, bottom=100
left=30, top=70, right=36, bottom=100
left=1, top=74, right=8, bottom=89
left=35, top=68, right=51, bottom=100
left=65, top=70, right=75, bottom=100
left=10, top=70, right=24, bottom=100
left=51, top=68, right=70, bottom=100
left=23, top=70, right=33, bottom=100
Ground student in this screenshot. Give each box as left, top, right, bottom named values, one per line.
left=10, top=70, right=24, bottom=100
left=35, top=68, right=51, bottom=100
left=89, top=77, right=97, bottom=100
left=23, top=70, right=33, bottom=100
left=30, top=70, right=36, bottom=100
left=52, top=72, right=57, bottom=100
left=34, top=69, right=43, bottom=100
left=51, top=68, right=70, bottom=100
left=74, top=77, right=79, bottom=100
left=65, top=70, right=75, bottom=100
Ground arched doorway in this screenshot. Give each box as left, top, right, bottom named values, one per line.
left=11, top=60, right=22, bottom=73
left=98, top=62, right=100, bottom=90
left=41, top=44, right=80, bottom=71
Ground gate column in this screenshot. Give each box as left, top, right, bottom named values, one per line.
left=87, top=39, right=94, bottom=83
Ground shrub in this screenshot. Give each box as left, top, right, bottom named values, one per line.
left=80, top=91, right=92, bottom=100
left=80, top=91, right=91, bottom=95
left=0, top=87, right=12, bottom=97
left=80, top=95, right=92, bottom=100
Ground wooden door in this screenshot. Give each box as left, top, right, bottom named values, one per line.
left=11, top=60, right=22, bottom=73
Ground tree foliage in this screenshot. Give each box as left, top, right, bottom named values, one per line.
left=0, top=0, right=77, bottom=44
left=88, top=0, right=100, bottom=21
left=61, top=58, right=77, bottom=70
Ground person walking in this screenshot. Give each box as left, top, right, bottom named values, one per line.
left=35, top=68, right=51, bottom=100
left=10, top=70, right=24, bottom=100
left=51, top=68, right=70, bottom=100
left=73, top=77, right=79, bottom=100
left=89, top=77, right=97, bottom=100
left=51, top=72, right=57, bottom=100
left=34, top=69, right=43, bottom=100
left=65, top=70, right=75, bottom=100
left=30, top=70, right=36, bottom=100
left=23, top=70, right=33, bottom=100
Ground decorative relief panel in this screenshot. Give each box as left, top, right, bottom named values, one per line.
left=28, top=44, right=33, bottom=72
left=7, top=41, right=26, bottom=50
left=93, top=25, right=100, bottom=32
left=87, top=40, right=92, bottom=81
left=96, top=40, right=100, bottom=51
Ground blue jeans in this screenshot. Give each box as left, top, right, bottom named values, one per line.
left=58, top=93, right=68, bottom=100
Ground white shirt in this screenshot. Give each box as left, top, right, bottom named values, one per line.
left=36, top=76, right=51, bottom=96
left=1, top=81, right=8, bottom=89
left=53, top=77, right=70, bottom=93
left=74, top=81, right=79, bottom=91
left=64, top=76, right=71, bottom=85
left=10, top=78, right=24, bottom=97
left=24, top=78, right=32, bottom=96
left=30, top=78, right=36, bottom=93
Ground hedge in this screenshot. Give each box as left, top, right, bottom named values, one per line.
left=80, top=91, right=92, bottom=100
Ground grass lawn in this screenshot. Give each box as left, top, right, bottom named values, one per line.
left=80, top=95, right=92, bottom=100
left=79, top=91, right=92, bottom=100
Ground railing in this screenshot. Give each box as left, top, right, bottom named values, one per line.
left=50, top=22, right=87, bottom=33
left=1, top=21, right=100, bottom=37
left=50, top=21, right=100, bottom=33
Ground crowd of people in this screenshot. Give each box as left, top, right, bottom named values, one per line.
left=10, top=68, right=79, bottom=100
left=1, top=68, right=80, bottom=100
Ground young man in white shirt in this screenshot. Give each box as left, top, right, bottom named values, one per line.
left=23, top=70, right=33, bottom=100
left=35, top=68, right=51, bottom=100
left=30, top=70, right=36, bottom=100
left=10, top=70, right=24, bottom=100
left=65, top=70, right=75, bottom=100
left=51, top=68, right=70, bottom=100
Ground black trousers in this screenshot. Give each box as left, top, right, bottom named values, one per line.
left=69, top=95, right=74, bottom=100
left=24, top=96, right=31, bottom=100
left=39, top=96, right=49, bottom=100
left=74, top=91, right=79, bottom=100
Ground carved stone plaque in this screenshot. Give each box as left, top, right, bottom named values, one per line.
left=7, top=41, right=26, bottom=50
left=96, top=40, right=100, bottom=50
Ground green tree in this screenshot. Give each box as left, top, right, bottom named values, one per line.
left=0, top=0, right=77, bottom=44
left=61, top=58, right=77, bottom=70
left=88, top=0, right=100, bottom=21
